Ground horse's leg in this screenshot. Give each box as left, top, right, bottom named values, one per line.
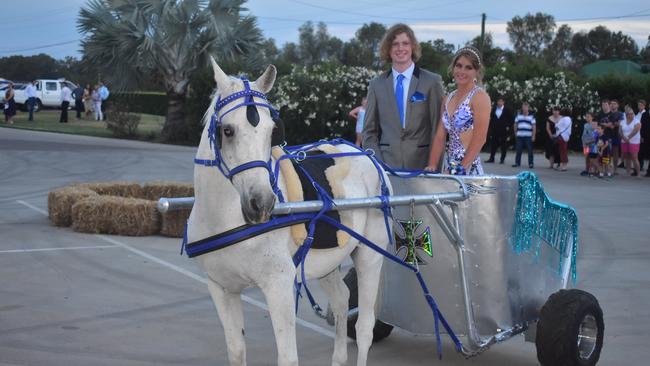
left=207, top=277, right=247, bottom=366
left=351, top=246, right=383, bottom=366
left=319, top=268, right=349, bottom=366
left=260, top=271, right=299, bottom=366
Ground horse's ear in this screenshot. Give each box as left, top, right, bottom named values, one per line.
left=210, top=56, right=229, bottom=90
left=254, top=64, right=277, bottom=94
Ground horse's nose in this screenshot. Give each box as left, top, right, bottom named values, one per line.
left=242, top=190, right=275, bottom=224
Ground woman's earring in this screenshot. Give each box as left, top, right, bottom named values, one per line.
left=473, top=78, right=477, bottom=84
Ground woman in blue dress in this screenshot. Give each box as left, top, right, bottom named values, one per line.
left=425, top=47, right=491, bottom=175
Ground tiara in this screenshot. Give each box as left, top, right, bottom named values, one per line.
left=457, top=47, right=481, bottom=66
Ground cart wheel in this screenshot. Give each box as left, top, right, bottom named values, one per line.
left=343, top=268, right=394, bottom=342
left=536, top=289, right=604, bottom=366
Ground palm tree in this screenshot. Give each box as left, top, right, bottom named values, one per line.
left=78, top=0, right=263, bottom=141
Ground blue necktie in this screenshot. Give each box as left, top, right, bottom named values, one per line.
left=395, top=74, right=405, bottom=128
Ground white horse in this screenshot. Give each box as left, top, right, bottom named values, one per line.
left=186, top=58, right=391, bottom=366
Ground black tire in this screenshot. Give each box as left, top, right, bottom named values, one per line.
left=35, top=99, right=42, bottom=112
left=343, top=268, right=394, bottom=342
left=536, top=289, right=604, bottom=366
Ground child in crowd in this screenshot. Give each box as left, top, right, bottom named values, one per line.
left=597, top=126, right=612, bottom=177
left=581, top=112, right=597, bottom=176
left=588, top=125, right=601, bottom=176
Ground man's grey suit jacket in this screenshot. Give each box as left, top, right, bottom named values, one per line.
left=362, top=66, right=444, bottom=169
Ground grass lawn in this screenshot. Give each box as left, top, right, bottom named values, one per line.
left=0, top=109, right=165, bottom=140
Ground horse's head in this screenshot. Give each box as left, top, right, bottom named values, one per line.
left=207, top=57, right=280, bottom=224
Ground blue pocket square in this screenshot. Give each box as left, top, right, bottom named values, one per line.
left=410, top=92, right=426, bottom=103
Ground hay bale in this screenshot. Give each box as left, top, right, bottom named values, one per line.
left=142, top=181, right=193, bottom=201
left=48, top=187, right=99, bottom=227
left=160, top=209, right=191, bottom=237
left=72, top=196, right=161, bottom=236
left=77, top=182, right=144, bottom=198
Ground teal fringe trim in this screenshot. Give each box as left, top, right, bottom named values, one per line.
left=512, top=172, right=578, bottom=282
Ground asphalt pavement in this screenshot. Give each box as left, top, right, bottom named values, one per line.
left=1, top=127, right=648, bottom=365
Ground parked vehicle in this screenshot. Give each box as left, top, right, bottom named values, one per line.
left=13, top=79, right=78, bottom=112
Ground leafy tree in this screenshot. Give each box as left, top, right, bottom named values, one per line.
left=419, top=39, right=455, bottom=76
left=77, top=0, right=263, bottom=142
left=640, top=36, right=650, bottom=63
left=0, top=54, right=60, bottom=81
left=297, top=21, right=343, bottom=65
left=544, top=24, right=573, bottom=68
left=506, top=12, right=556, bottom=57
left=570, top=25, right=639, bottom=65
left=467, top=33, right=508, bottom=67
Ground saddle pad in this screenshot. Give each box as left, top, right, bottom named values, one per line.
left=272, top=146, right=351, bottom=249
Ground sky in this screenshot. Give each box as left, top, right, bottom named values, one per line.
left=0, top=0, right=648, bottom=60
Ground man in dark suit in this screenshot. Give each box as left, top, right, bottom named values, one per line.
left=362, top=23, right=444, bottom=170
left=637, top=99, right=650, bottom=176
left=485, top=96, right=514, bottom=164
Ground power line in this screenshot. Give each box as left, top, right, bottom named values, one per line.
left=0, top=40, right=79, bottom=55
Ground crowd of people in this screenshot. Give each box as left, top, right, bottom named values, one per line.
left=3, top=80, right=109, bottom=124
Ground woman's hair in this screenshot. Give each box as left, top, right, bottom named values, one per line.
left=448, top=46, right=484, bottom=83
left=379, top=23, right=421, bottom=64
left=551, top=106, right=561, bottom=112
left=624, top=105, right=635, bottom=115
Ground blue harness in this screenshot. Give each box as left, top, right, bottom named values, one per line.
left=186, top=80, right=462, bottom=358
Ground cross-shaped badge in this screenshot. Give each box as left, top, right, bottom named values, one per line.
left=394, top=219, right=433, bottom=265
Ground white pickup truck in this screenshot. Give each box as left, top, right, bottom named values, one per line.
left=13, top=79, right=78, bottom=112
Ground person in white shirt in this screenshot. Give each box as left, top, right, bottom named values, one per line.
left=59, top=83, right=72, bottom=123
left=512, top=102, right=536, bottom=168
left=621, top=106, right=642, bottom=176
left=25, top=80, right=38, bottom=121
left=554, top=109, right=572, bottom=171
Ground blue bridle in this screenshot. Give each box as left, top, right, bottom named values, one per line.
left=195, top=77, right=280, bottom=182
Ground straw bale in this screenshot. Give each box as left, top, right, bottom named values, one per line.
left=77, top=182, right=145, bottom=199
left=48, top=186, right=99, bottom=227
left=160, top=209, right=191, bottom=237
left=142, top=181, right=194, bottom=201
left=71, top=196, right=161, bottom=236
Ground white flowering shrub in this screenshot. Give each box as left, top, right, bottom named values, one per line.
left=269, top=63, right=378, bottom=144
left=485, top=71, right=600, bottom=115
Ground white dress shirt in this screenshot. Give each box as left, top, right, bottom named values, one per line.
left=25, top=83, right=37, bottom=98
left=61, top=86, right=72, bottom=103
left=392, top=62, right=415, bottom=125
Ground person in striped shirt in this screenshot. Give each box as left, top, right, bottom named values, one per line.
left=512, top=102, right=536, bottom=168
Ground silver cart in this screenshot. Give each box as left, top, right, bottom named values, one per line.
left=159, top=172, right=604, bottom=366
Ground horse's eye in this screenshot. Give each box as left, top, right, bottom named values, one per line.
left=223, top=126, right=234, bottom=137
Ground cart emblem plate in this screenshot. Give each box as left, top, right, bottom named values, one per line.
left=394, top=220, right=433, bottom=264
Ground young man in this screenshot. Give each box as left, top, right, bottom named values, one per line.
left=512, top=102, right=536, bottom=168
left=59, top=83, right=72, bottom=123
left=25, top=80, right=38, bottom=121
left=362, top=23, right=444, bottom=170
left=486, top=96, right=513, bottom=164
left=609, top=99, right=624, bottom=173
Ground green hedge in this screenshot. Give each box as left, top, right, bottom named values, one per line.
left=111, top=92, right=167, bottom=116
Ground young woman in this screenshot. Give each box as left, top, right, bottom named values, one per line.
left=545, top=106, right=562, bottom=169
left=425, top=47, right=491, bottom=175
left=620, top=106, right=642, bottom=176
left=3, top=82, right=16, bottom=124
left=554, top=109, right=572, bottom=171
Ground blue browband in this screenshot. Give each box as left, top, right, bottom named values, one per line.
left=194, top=77, right=280, bottom=181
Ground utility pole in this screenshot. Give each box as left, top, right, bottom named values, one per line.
left=479, top=13, right=485, bottom=55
